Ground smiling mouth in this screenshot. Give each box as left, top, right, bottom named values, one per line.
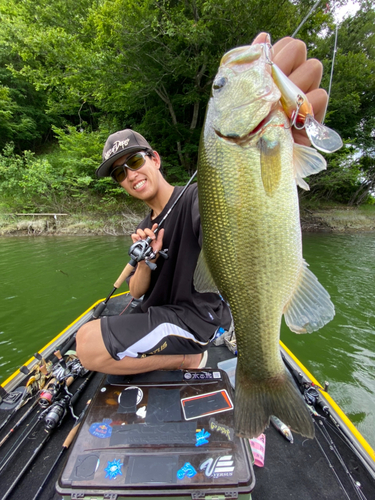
left=134, top=180, right=146, bottom=190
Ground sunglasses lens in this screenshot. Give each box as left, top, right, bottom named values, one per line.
left=111, top=152, right=148, bottom=182
left=113, top=168, right=126, bottom=183
left=127, top=153, right=147, bottom=170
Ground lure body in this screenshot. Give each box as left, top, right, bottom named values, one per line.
left=271, top=62, right=343, bottom=154
left=271, top=63, right=313, bottom=125
left=270, top=415, right=294, bottom=443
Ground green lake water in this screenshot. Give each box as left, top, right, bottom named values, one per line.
left=0, top=233, right=374, bottom=450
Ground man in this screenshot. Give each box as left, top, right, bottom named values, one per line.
left=76, top=33, right=328, bottom=374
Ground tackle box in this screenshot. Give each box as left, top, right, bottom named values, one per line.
left=57, top=368, right=255, bottom=499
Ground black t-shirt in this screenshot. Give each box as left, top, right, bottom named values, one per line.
left=131, top=183, right=231, bottom=342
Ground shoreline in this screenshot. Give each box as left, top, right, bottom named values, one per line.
left=300, top=207, right=375, bottom=233
left=1, top=208, right=375, bottom=236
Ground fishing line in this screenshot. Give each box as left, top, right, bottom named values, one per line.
left=314, top=418, right=368, bottom=500
left=313, top=420, right=352, bottom=500
left=323, top=23, right=339, bottom=124
left=291, top=0, right=323, bottom=37
left=119, top=297, right=134, bottom=315
left=323, top=415, right=367, bottom=460
left=318, top=420, right=368, bottom=500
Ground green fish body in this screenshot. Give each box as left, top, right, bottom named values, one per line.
left=195, top=44, right=335, bottom=439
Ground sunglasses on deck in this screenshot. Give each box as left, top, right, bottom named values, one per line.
left=110, top=151, right=152, bottom=183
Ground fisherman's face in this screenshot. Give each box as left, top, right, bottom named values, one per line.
left=112, top=150, right=162, bottom=202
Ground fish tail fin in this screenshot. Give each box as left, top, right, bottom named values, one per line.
left=234, top=368, right=314, bottom=439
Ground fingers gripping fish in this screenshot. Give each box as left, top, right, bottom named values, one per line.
left=194, top=41, right=336, bottom=439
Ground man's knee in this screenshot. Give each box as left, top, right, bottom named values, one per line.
left=75, top=323, right=89, bottom=367
left=76, top=321, right=102, bottom=370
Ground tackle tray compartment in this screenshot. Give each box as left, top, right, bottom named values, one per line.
left=57, top=368, right=255, bottom=499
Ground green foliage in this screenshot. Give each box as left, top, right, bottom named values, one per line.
left=0, top=0, right=373, bottom=208
left=0, top=132, right=127, bottom=213
left=299, top=143, right=364, bottom=204
left=0, top=144, right=63, bottom=211
left=313, top=2, right=375, bottom=144
left=0, top=56, right=53, bottom=151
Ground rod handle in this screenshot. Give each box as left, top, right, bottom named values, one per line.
left=114, top=262, right=135, bottom=289
left=62, top=422, right=81, bottom=448
left=63, top=399, right=91, bottom=448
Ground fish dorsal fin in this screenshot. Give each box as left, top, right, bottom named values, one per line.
left=258, top=137, right=282, bottom=195
left=193, top=249, right=219, bottom=294
left=284, top=260, right=335, bottom=333
left=293, top=143, right=327, bottom=191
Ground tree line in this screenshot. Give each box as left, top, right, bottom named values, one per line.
left=0, top=0, right=374, bottom=213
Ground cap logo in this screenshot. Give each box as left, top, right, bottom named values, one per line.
left=104, top=139, right=130, bottom=160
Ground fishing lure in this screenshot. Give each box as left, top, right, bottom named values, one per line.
left=264, top=44, right=343, bottom=154
left=270, top=415, right=294, bottom=443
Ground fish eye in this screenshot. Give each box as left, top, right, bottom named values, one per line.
left=213, top=77, right=227, bottom=91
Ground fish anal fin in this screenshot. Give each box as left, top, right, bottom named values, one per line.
left=284, top=260, right=335, bottom=334
left=235, top=368, right=314, bottom=439
left=293, top=143, right=327, bottom=191
left=258, top=137, right=281, bottom=196
left=193, top=249, right=219, bottom=293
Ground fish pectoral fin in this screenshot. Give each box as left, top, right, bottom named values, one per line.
left=258, top=137, right=282, bottom=196
left=284, top=260, right=335, bottom=333
left=293, top=143, right=326, bottom=191
left=193, top=249, right=219, bottom=293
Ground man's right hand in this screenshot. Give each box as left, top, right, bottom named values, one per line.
left=129, top=223, right=165, bottom=298
left=131, top=223, right=165, bottom=261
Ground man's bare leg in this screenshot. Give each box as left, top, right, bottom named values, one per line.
left=76, top=319, right=204, bottom=375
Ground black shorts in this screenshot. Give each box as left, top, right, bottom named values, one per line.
left=101, top=306, right=211, bottom=361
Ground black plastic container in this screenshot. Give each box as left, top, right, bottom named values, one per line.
left=57, top=369, right=255, bottom=499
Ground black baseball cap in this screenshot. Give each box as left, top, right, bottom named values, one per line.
left=96, top=129, right=153, bottom=178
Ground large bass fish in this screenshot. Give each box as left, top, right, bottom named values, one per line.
left=195, top=43, right=336, bottom=439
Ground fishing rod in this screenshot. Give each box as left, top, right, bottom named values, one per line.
left=0, top=397, right=40, bottom=449
left=0, top=389, right=34, bottom=434
left=304, top=383, right=369, bottom=500
left=313, top=418, right=368, bottom=500
left=92, top=170, right=197, bottom=318
left=1, top=371, right=94, bottom=500
left=0, top=355, right=51, bottom=433
left=0, top=350, right=84, bottom=450
left=31, top=398, right=92, bottom=500
left=0, top=343, right=87, bottom=438
left=0, top=369, right=94, bottom=489
left=0, top=328, right=79, bottom=435
left=0, top=386, right=68, bottom=473
left=0, top=354, right=86, bottom=471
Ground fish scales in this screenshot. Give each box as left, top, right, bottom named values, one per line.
left=195, top=43, right=335, bottom=439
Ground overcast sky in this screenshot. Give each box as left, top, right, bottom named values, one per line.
left=334, top=1, right=360, bottom=23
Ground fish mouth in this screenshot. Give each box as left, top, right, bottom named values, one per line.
left=215, top=111, right=274, bottom=145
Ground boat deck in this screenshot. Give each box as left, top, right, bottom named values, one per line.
left=0, top=293, right=374, bottom=500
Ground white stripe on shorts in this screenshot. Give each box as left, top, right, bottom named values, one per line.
left=116, top=322, right=209, bottom=359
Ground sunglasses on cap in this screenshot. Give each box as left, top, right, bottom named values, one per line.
left=110, top=151, right=152, bottom=183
